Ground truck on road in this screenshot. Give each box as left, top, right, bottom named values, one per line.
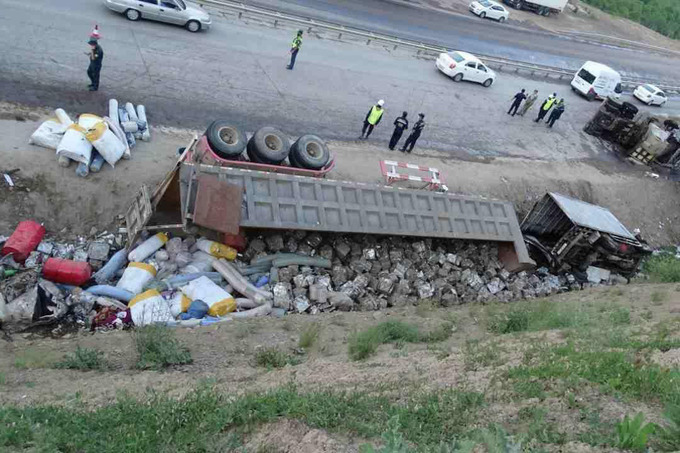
left=502, top=0, right=568, bottom=16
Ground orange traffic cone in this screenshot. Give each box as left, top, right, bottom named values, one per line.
left=90, top=24, right=101, bottom=40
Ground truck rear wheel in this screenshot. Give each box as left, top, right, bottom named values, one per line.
left=247, top=127, right=291, bottom=164
left=206, top=120, right=247, bottom=158
left=290, top=135, right=330, bottom=170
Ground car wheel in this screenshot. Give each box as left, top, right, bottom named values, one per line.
left=499, top=16, right=506, bottom=22
left=453, top=73, right=464, bottom=82
left=125, top=9, right=141, bottom=21
left=205, top=120, right=247, bottom=158
left=186, top=20, right=201, bottom=32
left=514, top=0, right=523, bottom=8
left=480, top=12, right=486, bottom=18
left=247, top=127, right=291, bottom=164
left=290, top=135, right=330, bottom=170
left=482, top=78, right=493, bottom=87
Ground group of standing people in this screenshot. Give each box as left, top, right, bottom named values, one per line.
left=508, top=89, right=565, bottom=128
left=359, top=101, right=426, bottom=153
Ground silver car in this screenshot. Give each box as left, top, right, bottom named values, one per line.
left=103, top=0, right=212, bottom=32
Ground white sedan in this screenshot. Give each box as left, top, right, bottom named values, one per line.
left=103, top=0, right=211, bottom=32
left=436, top=51, right=496, bottom=87
left=633, top=84, right=667, bottom=106
left=469, top=0, right=509, bottom=22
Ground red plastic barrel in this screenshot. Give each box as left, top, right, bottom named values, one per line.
left=42, top=258, right=92, bottom=286
left=1, top=220, right=46, bottom=263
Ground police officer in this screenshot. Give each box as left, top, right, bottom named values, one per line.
left=286, top=30, right=303, bottom=70
left=360, top=100, right=384, bottom=139
left=535, top=93, right=556, bottom=123
left=401, top=113, right=425, bottom=153
left=86, top=38, right=104, bottom=91
left=389, top=112, right=408, bottom=150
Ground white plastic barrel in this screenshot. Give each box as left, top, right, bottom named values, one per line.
left=181, top=276, right=236, bottom=316
left=54, top=109, right=74, bottom=127
left=116, top=262, right=157, bottom=295
left=108, top=99, right=120, bottom=130
left=128, top=233, right=168, bottom=262
left=85, top=122, right=125, bottom=167
left=136, top=105, right=151, bottom=141
left=128, top=289, right=174, bottom=326
left=56, top=124, right=93, bottom=165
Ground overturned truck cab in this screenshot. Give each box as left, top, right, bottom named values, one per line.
left=521, top=193, right=651, bottom=276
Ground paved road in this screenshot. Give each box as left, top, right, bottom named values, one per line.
left=0, top=0, right=676, bottom=162
left=250, top=0, right=679, bottom=81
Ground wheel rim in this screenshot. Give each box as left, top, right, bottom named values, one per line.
left=264, top=134, right=283, bottom=151
left=128, top=10, right=139, bottom=20
left=188, top=21, right=199, bottom=31
left=218, top=127, right=238, bottom=145
left=306, top=142, right=322, bottom=158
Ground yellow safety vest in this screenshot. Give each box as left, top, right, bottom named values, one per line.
left=367, top=106, right=384, bottom=125
left=543, top=97, right=556, bottom=110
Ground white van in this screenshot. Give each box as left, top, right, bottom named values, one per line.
left=571, top=61, right=622, bottom=101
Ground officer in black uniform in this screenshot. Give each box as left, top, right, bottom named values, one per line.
left=86, top=38, right=104, bottom=91
left=388, top=111, right=408, bottom=150
left=401, top=113, right=425, bottom=153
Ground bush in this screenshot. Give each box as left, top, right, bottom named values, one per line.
left=56, top=347, right=107, bottom=371
left=643, top=254, right=680, bottom=283
left=348, top=321, right=453, bottom=361
left=254, top=347, right=299, bottom=369
left=133, top=325, right=192, bottom=370
left=298, top=323, right=321, bottom=349
left=616, top=412, right=655, bottom=451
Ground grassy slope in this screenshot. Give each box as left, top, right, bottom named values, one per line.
left=1, top=283, right=680, bottom=452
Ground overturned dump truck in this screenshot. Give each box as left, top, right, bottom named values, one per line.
left=126, top=137, right=535, bottom=272
left=521, top=193, right=652, bottom=276
left=584, top=97, right=680, bottom=168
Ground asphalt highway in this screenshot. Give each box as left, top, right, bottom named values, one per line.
left=249, top=0, right=679, bottom=81
left=0, top=0, right=676, bottom=161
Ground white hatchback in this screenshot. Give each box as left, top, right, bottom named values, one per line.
left=633, top=84, right=667, bottom=106
left=469, top=0, right=509, bottom=22
left=436, top=51, right=496, bottom=87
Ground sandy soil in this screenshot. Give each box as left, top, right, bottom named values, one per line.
left=1, top=101, right=679, bottom=246
left=420, top=0, right=680, bottom=52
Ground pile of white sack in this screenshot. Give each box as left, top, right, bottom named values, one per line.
left=28, top=100, right=151, bottom=178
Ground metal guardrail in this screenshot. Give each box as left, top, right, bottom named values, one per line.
left=199, top=0, right=680, bottom=95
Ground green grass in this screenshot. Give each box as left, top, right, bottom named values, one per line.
left=347, top=321, right=453, bottom=361
left=0, top=385, right=486, bottom=452
left=651, top=290, right=668, bottom=304
left=508, top=341, right=680, bottom=406
left=517, top=406, right=566, bottom=445
left=616, top=412, right=656, bottom=452
left=55, top=347, right=107, bottom=371
left=254, top=347, right=300, bottom=369
left=464, top=339, right=502, bottom=371
left=644, top=254, right=680, bottom=283
left=14, top=348, right=58, bottom=369
left=658, top=404, right=680, bottom=450
left=133, top=325, right=192, bottom=370
left=298, top=323, right=321, bottom=349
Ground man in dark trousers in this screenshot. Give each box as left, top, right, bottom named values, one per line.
left=401, top=113, right=425, bottom=153
left=86, top=38, right=104, bottom=91
left=547, top=99, right=565, bottom=128
left=507, top=89, right=526, bottom=116
left=389, top=111, right=408, bottom=150
left=535, top=93, right=556, bottom=122
left=286, top=30, right=303, bottom=70
left=360, top=100, right=384, bottom=139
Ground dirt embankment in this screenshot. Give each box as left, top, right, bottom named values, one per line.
left=1, top=102, right=680, bottom=246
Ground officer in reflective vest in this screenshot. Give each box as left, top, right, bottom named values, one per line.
left=535, top=93, right=556, bottom=122
left=360, top=100, right=385, bottom=139
left=286, top=30, right=303, bottom=70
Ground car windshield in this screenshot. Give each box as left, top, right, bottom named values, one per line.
left=449, top=52, right=465, bottom=63
left=643, top=84, right=656, bottom=93
left=577, top=68, right=596, bottom=84
left=478, top=0, right=492, bottom=5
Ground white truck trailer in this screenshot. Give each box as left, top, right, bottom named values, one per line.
left=502, top=0, right=568, bottom=16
